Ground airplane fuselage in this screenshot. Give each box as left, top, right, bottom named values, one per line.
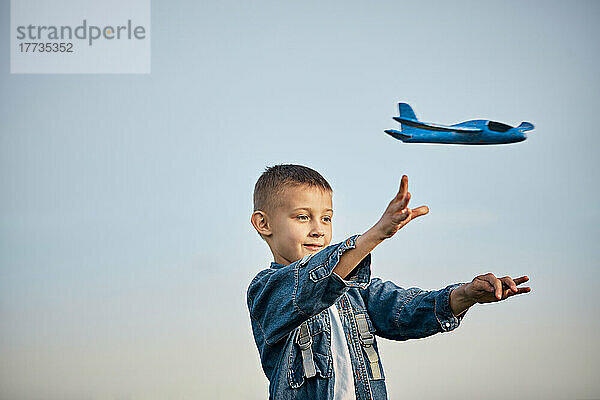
left=388, top=119, right=527, bottom=145
left=385, top=103, right=534, bottom=145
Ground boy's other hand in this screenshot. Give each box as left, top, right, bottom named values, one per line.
left=374, top=175, right=429, bottom=240
left=450, top=274, right=531, bottom=316
left=465, top=273, right=531, bottom=303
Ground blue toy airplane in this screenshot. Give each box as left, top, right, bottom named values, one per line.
left=384, top=103, right=534, bottom=145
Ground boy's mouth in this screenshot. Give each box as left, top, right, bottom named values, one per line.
left=303, top=244, right=323, bottom=251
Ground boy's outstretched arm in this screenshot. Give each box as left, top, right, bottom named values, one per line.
left=333, top=175, right=428, bottom=280
left=450, top=273, right=532, bottom=316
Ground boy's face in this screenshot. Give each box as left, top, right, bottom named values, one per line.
left=266, top=185, right=333, bottom=265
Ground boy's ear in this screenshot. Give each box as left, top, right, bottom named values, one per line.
left=251, top=211, right=272, bottom=236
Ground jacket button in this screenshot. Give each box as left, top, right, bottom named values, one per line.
left=445, top=322, right=451, bottom=328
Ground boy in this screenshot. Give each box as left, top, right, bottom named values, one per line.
left=247, top=164, right=530, bottom=400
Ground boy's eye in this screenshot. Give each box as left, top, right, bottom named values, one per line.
left=323, top=216, right=332, bottom=222
left=297, top=215, right=309, bottom=221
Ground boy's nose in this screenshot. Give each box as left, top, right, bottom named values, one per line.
left=309, top=224, right=325, bottom=237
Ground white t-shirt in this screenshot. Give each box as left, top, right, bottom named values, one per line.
left=327, top=304, right=356, bottom=400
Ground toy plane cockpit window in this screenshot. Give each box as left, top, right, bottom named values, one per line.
left=487, top=121, right=513, bottom=132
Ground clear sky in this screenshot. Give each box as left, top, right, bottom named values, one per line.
left=1, top=1, right=599, bottom=399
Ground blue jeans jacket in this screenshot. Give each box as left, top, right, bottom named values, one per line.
left=247, top=235, right=465, bottom=399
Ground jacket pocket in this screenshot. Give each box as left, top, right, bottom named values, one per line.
left=354, top=311, right=385, bottom=381
left=287, top=311, right=333, bottom=388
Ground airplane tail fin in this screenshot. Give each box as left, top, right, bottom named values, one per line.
left=396, top=103, right=419, bottom=133
left=398, top=103, right=417, bottom=121
left=385, top=103, right=419, bottom=140
left=516, top=122, right=534, bottom=132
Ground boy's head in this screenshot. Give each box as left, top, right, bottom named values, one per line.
left=251, top=164, right=333, bottom=265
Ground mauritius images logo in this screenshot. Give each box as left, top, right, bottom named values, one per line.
left=15, top=19, right=147, bottom=46
left=11, top=0, right=151, bottom=74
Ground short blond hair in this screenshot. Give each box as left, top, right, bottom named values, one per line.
left=253, top=164, right=332, bottom=213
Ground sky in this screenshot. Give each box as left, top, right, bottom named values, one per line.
left=1, top=0, right=599, bottom=399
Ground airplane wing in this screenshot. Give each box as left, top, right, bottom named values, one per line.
left=393, top=117, right=483, bottom=133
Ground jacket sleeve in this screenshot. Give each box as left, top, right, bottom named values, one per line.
left=247, top=235, right=371, bottom=345
left=360, top=278, right=467, bottom=341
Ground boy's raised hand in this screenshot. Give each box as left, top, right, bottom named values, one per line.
left=374, top=175, right=429, bottom=240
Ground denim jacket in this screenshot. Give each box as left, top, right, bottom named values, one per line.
left=247, top=235, right=465, bottom=400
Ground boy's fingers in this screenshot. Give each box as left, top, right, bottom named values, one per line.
left=501, top=276, right=518, bottom=292
left=395, top=175, right=408, bottom=201
left=512, top=287, right=531, bottom=295
left=411, top=205, right=429, bottom=218
left=505, top=286, right=531, bottom=299
left=514, top=276, right=529, bottom=286
left=484, top=274, right=502, bottom=299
